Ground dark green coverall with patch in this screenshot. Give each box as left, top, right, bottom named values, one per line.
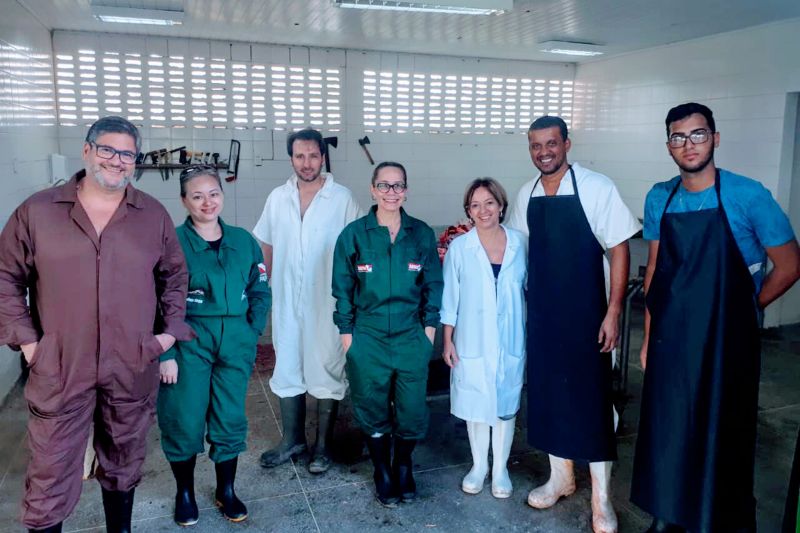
left=332, top=206, right=443, bottom=439
left=158, top=217, right=271, bottom=463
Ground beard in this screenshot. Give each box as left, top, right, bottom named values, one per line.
left=295, top=166, right=322, bottom=183
left=90, top=164, right=131, bottom=191
left=673, top=146, right=714, bottom=174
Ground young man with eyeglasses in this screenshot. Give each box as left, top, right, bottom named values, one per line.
left=0, top=116, right=194, bottom=532
left=632, top=102, right=800, bottom=533
left=253, top=128, right=362, bottom=474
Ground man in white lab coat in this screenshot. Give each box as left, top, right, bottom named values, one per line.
left=253, top=128, right=362, bottom=474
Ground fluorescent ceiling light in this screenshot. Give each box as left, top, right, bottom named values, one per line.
left=333, top=0, right=511, bottom=15
left=539, top=41, right=604, bottom=57
left=91, top=6, right=184, bottom=26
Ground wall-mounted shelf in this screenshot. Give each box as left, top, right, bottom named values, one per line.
left=135, top=163, right=229, bottom=170
left=134, top=140, right=240, bottom=182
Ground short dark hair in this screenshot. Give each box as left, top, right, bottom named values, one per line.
left=665, top=102, right=716, bottom=137
left=287, top=128, right=326, bottom=157
left=179, top=165, right=223, bottom=198
left=372, top=161, right=407, bottom=185
left=463, top=178, right=509, bottom=223
left=529, top=116, right=568, bottom=141
left=85, top=116, right=141, bottom=153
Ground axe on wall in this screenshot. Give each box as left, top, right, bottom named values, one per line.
left=323, top=136, right=338, bottom=173
left=358, top=136, right=375, bottom=165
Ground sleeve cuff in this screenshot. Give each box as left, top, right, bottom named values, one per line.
left=337, top=325, right=353, bottom=334
left=423, top=317, right=440, bottom=328
left=159, top=346, right=177, bottom=362
left=0, top=324, right=39, bottom=349
left=439, top=311, right=457, bottom=325
left=162, top=320, right=196, bottom=342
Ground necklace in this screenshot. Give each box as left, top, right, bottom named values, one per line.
left=679, top=186, right=713, bottom=212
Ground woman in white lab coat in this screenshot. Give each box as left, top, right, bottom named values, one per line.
left=440, top=177, right=527, bottom=499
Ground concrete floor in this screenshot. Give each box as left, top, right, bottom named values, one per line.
left=0, top=308, right=798, bottom=532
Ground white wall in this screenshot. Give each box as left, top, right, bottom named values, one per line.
left=572, top=18, right=800, bottom=326
left=53, top=32, right=574, bottom=230
left=777, top=94, right=800, bottom=324
left=0, top=2, right=59, bottom=401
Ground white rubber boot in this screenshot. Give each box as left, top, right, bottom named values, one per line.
left=526, top=454, right=576, bottom=509
left=461, top=421, right=490, bottom=494
left=590, top=461, right=618, bottom=533
left=490, top=417, right=515, bottom=498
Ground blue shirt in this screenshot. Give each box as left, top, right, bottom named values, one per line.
left=643, top=169, right=795, bottom=292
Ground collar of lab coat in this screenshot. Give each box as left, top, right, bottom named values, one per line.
left=365, top=205, right=414, bottom=231
left=54, top=170, right=145, bottom=209
left=287, top=172, right=337, bottom=199
left=182, top=216, right=237, bottom=252
left=462, top=225, right=520, bottom=271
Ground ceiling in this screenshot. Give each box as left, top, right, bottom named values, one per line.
left=16, top=0, right=800, bottom=63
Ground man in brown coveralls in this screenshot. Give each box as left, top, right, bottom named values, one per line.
left=0, top=116, right=194, bottom=533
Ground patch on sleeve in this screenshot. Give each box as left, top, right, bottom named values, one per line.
left=407, top=262, right=422, bottom=272
left=258, top=263, right=268, bottom=282
left=357, top=264, right=373, bottom=273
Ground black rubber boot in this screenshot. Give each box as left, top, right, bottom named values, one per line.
left=365, top=434, right=399, bottom=507
left=101, top=487, right=134, bottom=533
left=28, top=524, right=62, bottom=533
left=645, top=518, right=685, bottom=533
left=260, top=393, right=308, bottom=468
left=169, top=455, right=199, bottom=526
left=308, top=399, right=338, bottom=474
left=215, top=457, right=247, bottom=522
left=392, top=437, right=417, bottom=502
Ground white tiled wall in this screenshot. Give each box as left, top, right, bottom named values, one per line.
left=571, top=18, right=800, bottom=326
left=0, top=3, right=58, bottom=228
left=54, top=32, right=574, bottom=229
left=0, top=2, right=59, bottom=400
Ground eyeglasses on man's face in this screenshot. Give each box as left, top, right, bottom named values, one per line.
left=374, top=182, right=407, bottom=193
left=90, top=142, right=138, bottom=165
left=667, top=129, right=712, bottom=148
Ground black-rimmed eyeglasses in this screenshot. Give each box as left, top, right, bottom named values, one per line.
left=90, top=142, right=138, bottom=165
left=668, top=129, right=712, bottom=148
left=374, top=182, right=407, bottom=193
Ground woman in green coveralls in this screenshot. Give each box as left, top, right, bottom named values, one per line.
left=332, top=161, right=443, bottom=507
left=157, top=166, right=271, bottom=526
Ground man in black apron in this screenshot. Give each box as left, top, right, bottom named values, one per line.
left=509, top=116, right=641, bottom=533
left=632, top=102, right=800, bottom=533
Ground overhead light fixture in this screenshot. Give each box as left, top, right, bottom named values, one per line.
left=333, top=0, right=511, bottom=15
left=539, top=41, right=604, bottom=57
left=91, top=6, right=184, bottom=26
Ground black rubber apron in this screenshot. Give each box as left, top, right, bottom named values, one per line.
left=631, top=172, right=761, bottom=532
left=526, top=167, right=617, bottom=462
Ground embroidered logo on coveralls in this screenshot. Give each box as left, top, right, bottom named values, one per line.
left=187, top=289, right=205, bottom=304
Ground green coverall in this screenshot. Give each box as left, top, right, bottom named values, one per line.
left=158, top=217, right=271, bottom=463
left=332, top=206, right=443, bottom=439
